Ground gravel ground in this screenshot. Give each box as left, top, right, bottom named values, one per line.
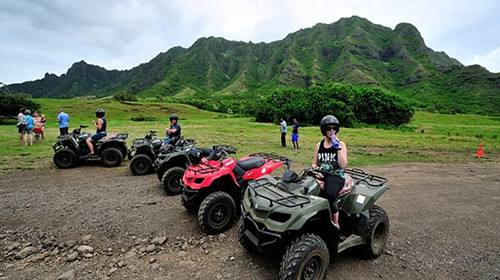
left=0, top=162, right=499, bottom=280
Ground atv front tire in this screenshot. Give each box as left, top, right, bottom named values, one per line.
left=238, top=218, right=256, bottom=254
left=360, top=205, right=389, bottom=258
left=101, top=147, right=123, bottom=167
left=130, top=154, right=153, bottom=175
left=279, top=233, right=329, bottom=280
left=53, top=148, right=77, bottom=169
left=161, top=167, right=185, bottom=195
left=198, top=191, right=236, bottom=235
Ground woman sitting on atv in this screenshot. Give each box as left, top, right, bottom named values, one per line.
left=312, top=115, right=348, bottom=229
left=86, top=108, right=107, bottom=156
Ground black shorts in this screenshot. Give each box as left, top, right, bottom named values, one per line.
left=324, top=175, right=345, bottom=213
left=59, top=127, right=69, bottom=135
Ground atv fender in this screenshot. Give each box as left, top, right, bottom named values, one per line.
left=286, top=202, right=333, bottom=232
left=132, top=144, right=154, bottom=158
left=98, top=141, right=128, bottom=159
left=339, top=184, right=388, bottom=214
left=157, top=154, right=189, bottom=178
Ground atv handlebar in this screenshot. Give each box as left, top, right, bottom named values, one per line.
left=205, top=145, right=238, bottom=161
left=213, top=145, right=237, bottom=154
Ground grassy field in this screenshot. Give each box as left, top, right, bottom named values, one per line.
left=0, top=99, right=498, bottom=172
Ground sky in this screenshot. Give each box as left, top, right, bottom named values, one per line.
left=0, top=0, right=499, bottom=84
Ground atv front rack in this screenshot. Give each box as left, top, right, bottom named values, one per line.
left=187, top=163, right=220, bottom=175
left=247, top=179, right=310, bottom=208
left=345, top=168, right=387, bottom=187
left=249, top=153, right=291, bottom=167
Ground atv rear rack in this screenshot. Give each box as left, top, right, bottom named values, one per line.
left=247, top=179, right=310, bottom=208
left=248, top=153, right=291, bottom=167
left=345, top=168, right=387, bottom=187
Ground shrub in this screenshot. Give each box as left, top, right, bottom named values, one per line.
left=254, top=83, right=414, bottom=126
left=0, top=92, right=41, bottom=117
left=114, top=92, right=138, bottom=101
left=131, top=115, right=157, bottom=122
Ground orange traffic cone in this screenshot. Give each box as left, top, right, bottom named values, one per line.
left=475, top=143, right=485, bottom=158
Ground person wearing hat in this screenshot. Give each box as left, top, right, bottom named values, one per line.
left=86, top=108, right=107, bottom=156
left=22, top=109, right=35, bottom=146
left=311, top=115, right=348, bottom=229
left=163, top=113, right=181, bottom=145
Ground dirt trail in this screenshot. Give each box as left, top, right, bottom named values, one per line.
left=0, top=162, right=499, bottom=280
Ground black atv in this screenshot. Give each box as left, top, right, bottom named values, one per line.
left=155, top=138, right=226, bottom=195
left=53, top=125, right=128, bottom=169
left=128, top=130, right=163, bottom=175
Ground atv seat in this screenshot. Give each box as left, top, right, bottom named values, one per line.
left=236, top=157, right=266, bottom=171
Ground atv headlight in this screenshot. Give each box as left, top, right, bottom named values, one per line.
left=194, top=178, right=204, bottom=184
left=269, top=212, right=291, bottom=223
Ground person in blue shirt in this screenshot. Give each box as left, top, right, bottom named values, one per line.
left=291, top=118, right=300, bottom=150
left=86, top=108, right=107, bottom=156
left=22, top=109, right=35, bottom=146
left=163, top=114, right=181, bottom=145
left=57, top=108, right=70, bottom=135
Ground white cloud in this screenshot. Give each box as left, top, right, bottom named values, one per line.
left=0, top=0, right=499, bottom=83
left=468, top=47, right=500, bottom=73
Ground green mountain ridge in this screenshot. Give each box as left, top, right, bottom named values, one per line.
left=9, top=16, right=500, bottom=114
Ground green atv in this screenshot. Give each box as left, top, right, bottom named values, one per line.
left=239, top=168, right=389, bottom=280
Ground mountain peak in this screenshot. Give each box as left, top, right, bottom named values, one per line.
left=394, top=22, right=422, bottom=37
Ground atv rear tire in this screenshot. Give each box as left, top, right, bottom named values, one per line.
left=238, top=218, right=256, bottom=254
left=101, top=147, right=123, bottom=167
left=161, top=167, right=185, bottom=195
left=53, top=148, right=77, bottom=169
left=360, top=205, right=389, bottom=258
left=198, top=191, right=236, bottom=235
left=130, top=154, right=153, bottom=175
left=279, top=233, right=329, bottom=280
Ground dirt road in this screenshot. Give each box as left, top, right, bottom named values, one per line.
left=1, top=162, right=499, bottom=280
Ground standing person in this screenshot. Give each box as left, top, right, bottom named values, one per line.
left=291, top=118, right=300, bottom=150
left=16, top=108, right=25, bottom=145
left=22, top=110, right=35, bottom=146
left=86, top=108, right=107, bottom=156
left=40, top=114, right=47, bottom=140
left=164, top=114, right=181, bottom=145
left=57, top=108, right=70, bottom=136
left=311, top=115, right=348, bottom=229
left=280, top=118, right=287, bottom=147
left=33, top=111, right=42, bottom=143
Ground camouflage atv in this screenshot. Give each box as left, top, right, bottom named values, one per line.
left=239, top=168, right=389, bottom=280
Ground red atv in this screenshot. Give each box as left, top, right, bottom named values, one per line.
left=181, top=146, right=290, bottom=235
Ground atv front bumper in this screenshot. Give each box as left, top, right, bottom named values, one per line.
left=241, top=206, right=282, bottom=251
left=181, top=187, right=204, bottom=209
